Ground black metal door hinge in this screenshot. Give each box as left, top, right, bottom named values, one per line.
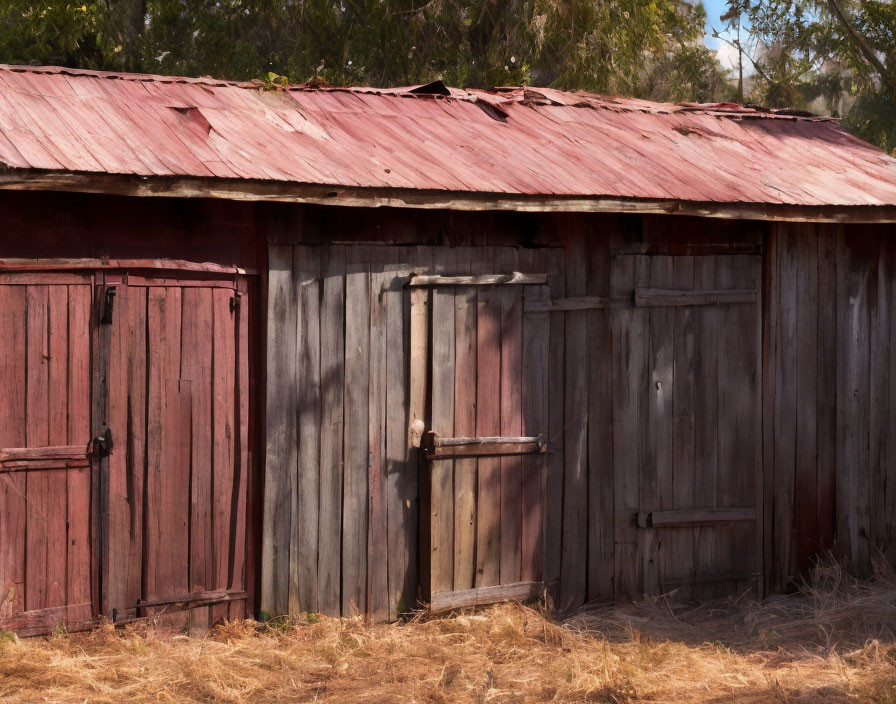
left=100, top=286, right=117, bottom=325
left=88, top=427, right=113, bottom=458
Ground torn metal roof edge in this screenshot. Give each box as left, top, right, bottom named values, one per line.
left=0, top=63, right=837, bottom=121
left=3, top=169, right=896, bottom=223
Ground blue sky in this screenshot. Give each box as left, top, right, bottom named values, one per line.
left=702, top=0, right=728, bottom=49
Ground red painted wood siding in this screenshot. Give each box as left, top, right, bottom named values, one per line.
left=0, top=276, right=93, bottom=634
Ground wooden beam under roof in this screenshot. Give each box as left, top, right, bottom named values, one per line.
left=2, top=171, right=896, bottom=223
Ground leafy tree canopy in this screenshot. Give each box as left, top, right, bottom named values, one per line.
left=720, top=0, right=896, bottom=152
left=0, top=0, right=730, bottom=103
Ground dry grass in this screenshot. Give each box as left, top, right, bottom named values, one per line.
left=1, top=564, right=895, bottom=703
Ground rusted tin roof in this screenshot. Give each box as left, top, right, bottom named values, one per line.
left=1, top=64, right=895, bottom=211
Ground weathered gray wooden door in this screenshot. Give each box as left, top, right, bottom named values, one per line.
left=611, top=253, right=763, bottom=599
left=416, top=248, right=551, bottom=611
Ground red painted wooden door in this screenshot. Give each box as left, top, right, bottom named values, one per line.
left=0, top=274, right=93, bottom=636
left=103, top=274, right=250, bottom=628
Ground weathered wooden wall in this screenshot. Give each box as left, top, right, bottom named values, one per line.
left=2, top=190, right=894, bottom=624
left=764, top=222, right=896, bottom=591
left=0, top=191, right=260, bottom=267
left=264, top=204, right=896, bottom=619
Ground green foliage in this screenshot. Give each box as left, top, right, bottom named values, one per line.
left=724, top=0, right=896, bottom=149
left=0, top=0, right=730, bottom=103
left=260, top=71, right=289, bottom=91
left=844, top=92, right=896, bottom=156
left=0, top=1, right=115, bottom=68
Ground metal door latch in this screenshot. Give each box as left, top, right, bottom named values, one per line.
left=87, top=428, right=113, bottom=458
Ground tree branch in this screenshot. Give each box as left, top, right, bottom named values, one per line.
left=825, top=0, right=888, bottom=79
left=712, top=27, right=772, bottom=85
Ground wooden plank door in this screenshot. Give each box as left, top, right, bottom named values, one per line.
left=0, top=273, right=94, bottom=636
left=612, top=254, right=762, bottom=599
left=418, top=250, right=551, bottom=611
left=103, top=273, right=250, bottom=629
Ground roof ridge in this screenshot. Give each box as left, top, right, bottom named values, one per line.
left=0, top=63, right=835, bottom=122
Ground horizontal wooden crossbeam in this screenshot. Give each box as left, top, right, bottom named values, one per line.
left=638, top=507, right=756, bottom=528
left=0, top=445, right=90, bottom=472
left=431, top=581, right=544, bottom=612
left=409, top=272, right=547, bottom=287
left=526, top=288, right=758, bottom=312
left=136, top=588, right=247, bottom=610
left=424, top=433, right=547, bottom=459
left=634, top=288, right=757, bottom=307
left=524, top=296, right=629, bottom=312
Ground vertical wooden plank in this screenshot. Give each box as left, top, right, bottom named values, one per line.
left=230, top=278, right=251, bottom=621
left=611, top=254, right=647, bottom=598
left=498, top=247, right=523, bottom=585
left=212, top=288, right=237, bottom=624
left=145, top=288, right=189, bottom=624
left=520, top=248, right=549, bottom=585
left=124, top=286, right=148, bottom=615
left=45, top=285, right=69, bottom=608
left=25, top=285, right=49, bottom=612
left=642, top=256, right=673, bottom=595
left=887, top=238, right=896, bottom=565
left=762, top=231, right=777, bottom=596
left=180, top=287, right=213, bottom=632
left=367, top=249, right=389, bottom=621
left=747, top=251, right=765, bottom=597
left=452, top=248, right=477, bottom=592
left=293, top=247, right=322, bottom=615
left=561, top=225, right=588, bottom=609
left=671, top=257, right=695, bottom=590
left=343, top=246, right=370, bottom=616
left=816, top=226, right=838, bottom=556
left=91, top=275, right=109, bottom=619
left=695, top=256, right=720, bottom=588
left=476, top=249, right=501, bottom=589
left=385, top=249, right=413, bottom=618
left=795, top=225, right=819, bottom=572
left=66, top=285, right=91, bottom=622
left=107, top=283, right=132, bottom=620
left=722, top=253, right=762, bottom=595
left=262, top=245, right=296, bottom=617
left=430, top=248, right=457, bottom=596
left=409, top=247, right=432, bottom=602
left=716, top=256, right=744, bottom=592
left=0, top=285, right=27, bottom=619
left=318, top=246, right=345, bottom=616
left=869, top=234, right=889, bottom=560
left=586, top=234, right=613, bottom=600
left=837, top=227, right=871, bottom=573
left=544, top=246, right=565, bottom=594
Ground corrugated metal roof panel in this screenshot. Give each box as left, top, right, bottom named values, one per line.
left=0, top=64, right=895, bottom=207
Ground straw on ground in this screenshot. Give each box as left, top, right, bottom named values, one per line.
left=1, top=562, right=894, bottom=703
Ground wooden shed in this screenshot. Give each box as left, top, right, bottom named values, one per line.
left=0, top=66, right=895, bottom=632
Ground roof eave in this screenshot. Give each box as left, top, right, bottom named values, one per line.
left=1, top=170, right=896, bottom=224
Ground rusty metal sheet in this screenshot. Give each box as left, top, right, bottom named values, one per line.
left=0, top=64, right=895, bottom=207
